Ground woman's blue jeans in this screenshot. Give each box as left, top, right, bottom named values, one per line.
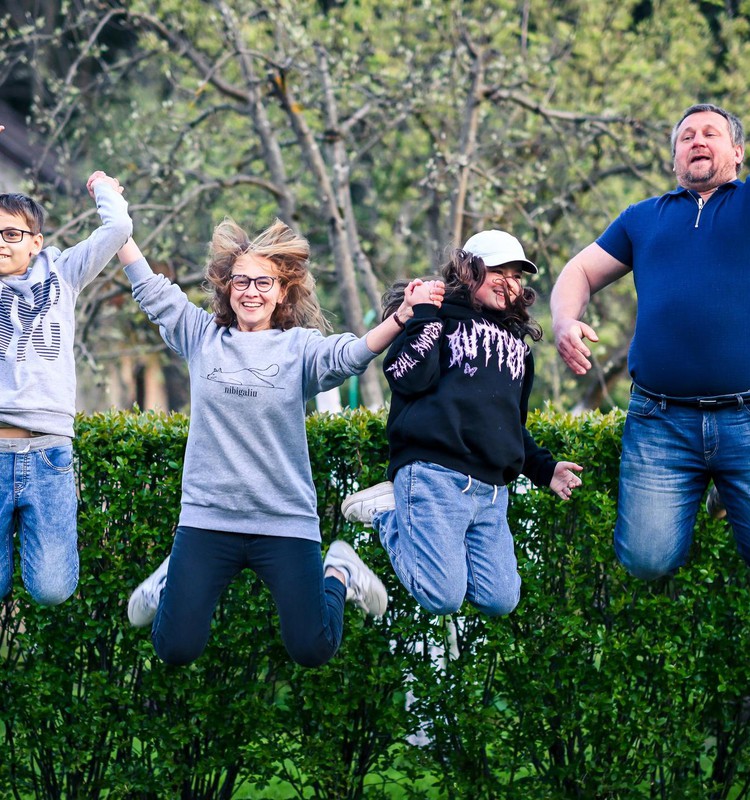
left=0, top=435, right=78, bottom=605
left=152, top=526, right=346, bottom=667
left=615, top=392, right=750, bottom=579
left=374, top=461, right=521, bottom=616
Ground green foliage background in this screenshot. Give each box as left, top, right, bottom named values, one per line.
left=6, top=0, right=750, bottom=409
left=1, top=409, right=750, bottom=799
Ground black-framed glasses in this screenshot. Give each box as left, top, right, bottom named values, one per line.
left=229, top=274, right=277, bottom=293
left=0, top=228, right=36, bottom=244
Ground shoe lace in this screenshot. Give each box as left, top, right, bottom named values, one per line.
left=143, top=574, right=167, bottom=610
left=346, top=569, right=373, bottom=612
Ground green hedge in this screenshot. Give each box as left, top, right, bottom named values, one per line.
left=1, top=407, right=749, bottom=799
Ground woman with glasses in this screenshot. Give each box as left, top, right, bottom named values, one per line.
left=116, top=218, right=438, bottom=668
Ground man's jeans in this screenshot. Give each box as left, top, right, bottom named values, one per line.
left=0, top=436, right=78, bottom=605
left=374, top=460, right=521, bottom=616
left=615, top=393, right=750, bottom=579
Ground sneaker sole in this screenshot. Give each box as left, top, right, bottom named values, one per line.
left=341, top=484, right=395, bottom=522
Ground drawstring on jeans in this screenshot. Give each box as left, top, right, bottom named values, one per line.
left=462, top=475, right=499, bottom=504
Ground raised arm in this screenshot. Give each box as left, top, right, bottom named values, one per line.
left=117, top=236, right=143, bottom=267
left=550, top=242, right=630, bottom=375
left=54, top=170, right=132, bottom=289
left=116, top=237, right=212, bottom=360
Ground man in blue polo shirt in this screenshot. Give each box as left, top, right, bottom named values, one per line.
left=550, top=102, right=750, bottom=580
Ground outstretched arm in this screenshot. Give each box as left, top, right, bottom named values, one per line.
left=116, top=236, right=212, bottom=360
left=550, top=242, right=630, bottom=375
left=53, top=170, right=131, bottom=289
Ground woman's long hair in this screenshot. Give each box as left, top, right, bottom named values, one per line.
left=204, top=218, right=330, bottom=332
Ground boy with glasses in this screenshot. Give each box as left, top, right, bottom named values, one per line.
left=0, top=171, right=132, bottom=605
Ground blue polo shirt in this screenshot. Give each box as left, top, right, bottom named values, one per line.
left=597, top=178, right=750, bottom=396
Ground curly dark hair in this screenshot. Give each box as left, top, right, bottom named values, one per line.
left=443, top=248, right=541, bottom=340
left=382, top=249, right=542, bottom=341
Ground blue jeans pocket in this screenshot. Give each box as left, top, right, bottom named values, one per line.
left=39, top=445, right=74, bottom=472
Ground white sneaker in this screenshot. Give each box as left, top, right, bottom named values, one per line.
left=324, top=540, right=388, bottom=617
left=706, top=485, right=727, bottom=520
left=341, top=481, right=395, bottom=526
left=127, top=555, right=170, bottom=627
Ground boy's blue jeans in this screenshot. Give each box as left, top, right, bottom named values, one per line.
left=374, top=460, right=521, bottom=616
left=615, top=392, right=750, bottom=579
left=0, top=436, right=78, bottom=605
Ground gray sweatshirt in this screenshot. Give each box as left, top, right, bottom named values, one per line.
left=124, top=257, right=377, bottom=541
left=0, top=184, right=132, bottom=437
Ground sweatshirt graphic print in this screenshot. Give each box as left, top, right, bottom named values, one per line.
left=383, top=296, right=555, bottom=489
left=123, top=257, right=377, bottom=542
left=0, top=184, right=132, bottom=436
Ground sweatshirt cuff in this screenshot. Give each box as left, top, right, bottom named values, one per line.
left=93, top=181, right=129, bottom=210
left=123, top=257, right=153, bottom=284
left=412, top=303, right=440, bottom=320
left=357, top=332, right=380, bottom=360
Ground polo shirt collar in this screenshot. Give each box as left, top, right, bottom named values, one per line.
left=668, top=179, right=742, bottom=197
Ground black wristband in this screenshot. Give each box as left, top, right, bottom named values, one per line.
left=393, top=312, right=405, bottom=330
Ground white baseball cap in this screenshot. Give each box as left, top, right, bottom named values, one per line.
left=462, top=229, right=537, bottom=274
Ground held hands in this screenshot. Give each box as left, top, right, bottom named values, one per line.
left=86, top=171, right=124, bottom=198
left=406, top=279, right=445, bottom=308
left=394, top=279, right=446, bottom=326
left=549, top=461, right=583, bottom=501
left=368, top=278, right=445, bottom=353
left=553, top=319, right=599, bottom=376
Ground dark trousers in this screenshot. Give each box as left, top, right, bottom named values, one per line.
left=152, top=525, right=346, bottom=667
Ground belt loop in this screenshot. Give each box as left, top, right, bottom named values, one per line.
left=739, top=395, right=745, bottom=409
left=462, top=475, right=472, bottom=494
left=660, top=397, right=667, bottom=411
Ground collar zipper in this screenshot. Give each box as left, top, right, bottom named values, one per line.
left=693, top=194, right=705, bottom=228
left=692, top=188, right=720, bottom=228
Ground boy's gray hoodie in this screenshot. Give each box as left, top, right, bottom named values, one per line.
left=0, top=184, right=132, bottom=436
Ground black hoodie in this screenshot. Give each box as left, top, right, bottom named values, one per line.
left=383, top=291, right=556, bottom=488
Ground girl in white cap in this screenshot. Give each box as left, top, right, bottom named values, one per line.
left=341, top=232, right=582, bottom=617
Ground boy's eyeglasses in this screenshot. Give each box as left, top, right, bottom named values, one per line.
left=229, top=274, right=277, bottom=293
left=0, top=228, right=36, bottom=243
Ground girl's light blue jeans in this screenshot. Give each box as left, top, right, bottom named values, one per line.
left=0, top=435, right=78, bottom=605
left=374, top=460, right=521, bottom=616
left=615, top=392, right=750, bottom=579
